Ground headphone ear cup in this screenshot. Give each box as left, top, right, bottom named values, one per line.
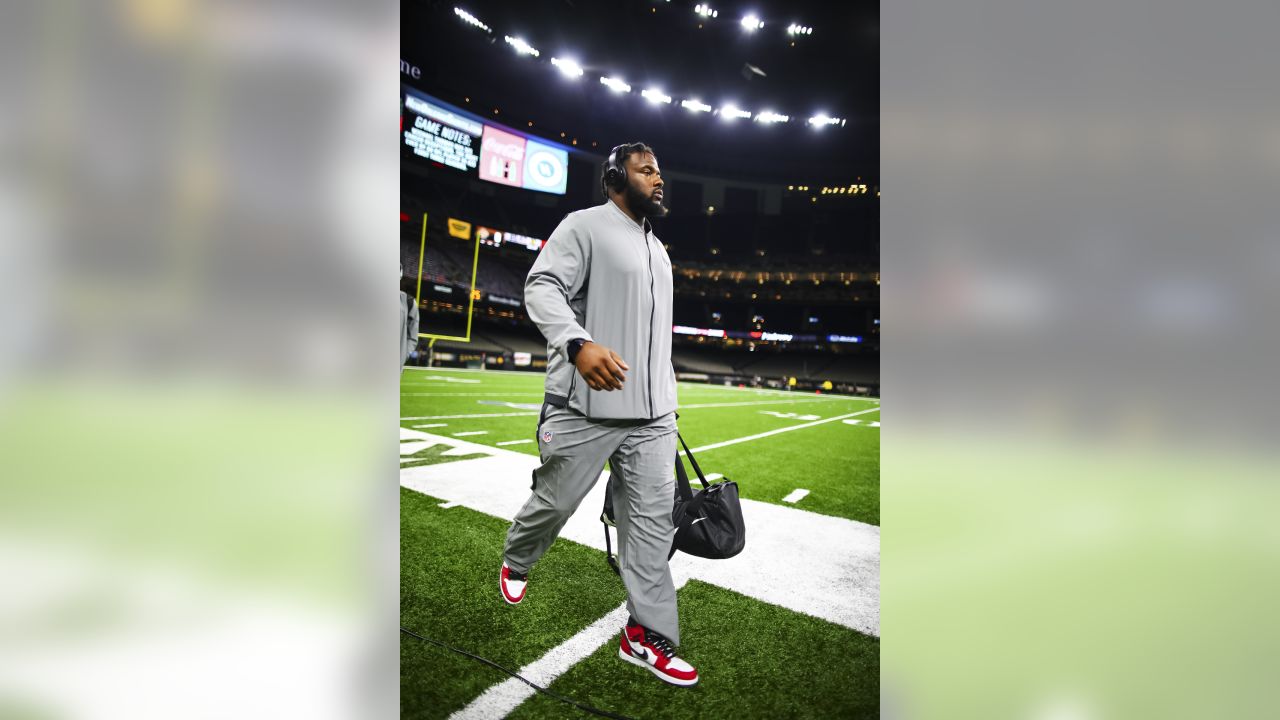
left=605, top=166, right=623, bottom=191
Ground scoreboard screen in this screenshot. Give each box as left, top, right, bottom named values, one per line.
left=403, top=88, right=569, bottom=195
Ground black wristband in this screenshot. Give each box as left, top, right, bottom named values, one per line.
left=567, top=338, right=588, bottom=364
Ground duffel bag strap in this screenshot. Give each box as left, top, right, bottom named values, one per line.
left=677, top=432, right=710, bottom=490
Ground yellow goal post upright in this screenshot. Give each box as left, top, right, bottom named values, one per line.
left=414, top=212, right=482, bottom=362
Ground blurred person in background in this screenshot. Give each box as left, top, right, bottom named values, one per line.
left=401, top=263, right=419, bottom=372
left=499, top=142, right=699, bottom=687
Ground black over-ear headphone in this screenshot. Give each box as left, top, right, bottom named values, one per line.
left=603, top=144, right=627, bottom=193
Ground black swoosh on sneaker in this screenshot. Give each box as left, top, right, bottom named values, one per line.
left=630, top=643, right=649, bottom=663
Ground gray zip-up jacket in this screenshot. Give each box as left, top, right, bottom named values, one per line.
left=525, top=200, right=676, bottom=420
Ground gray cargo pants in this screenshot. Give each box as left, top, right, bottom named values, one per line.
left=503, top=400, right=681, bottom=644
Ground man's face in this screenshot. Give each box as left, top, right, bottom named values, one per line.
left=622, top=152, right=667, bottom=219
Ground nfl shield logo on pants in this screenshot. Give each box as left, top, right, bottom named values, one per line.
left=541, top=429, right=553, bottom=443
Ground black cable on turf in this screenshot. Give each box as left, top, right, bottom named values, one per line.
left=400, top=627, right=640, bottom=720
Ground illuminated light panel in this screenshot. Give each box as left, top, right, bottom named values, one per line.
left=504, top=36, right=540, bottom=56
left=550, top=57, right=584, bottom=78
left=756, top=110, right=790, bottom=124
left=741, top=14, right=764, bottom=31
left=641, top=88, right=672, bottom=104
left=681, top=98, right=712, bottom=113
left=453, top=7, right=490, bottom=31
left=808, top=113, right=844, bottom=127
left=720, top=104, right=752, bottom=120
left=599, top=76, right=632, bottom=93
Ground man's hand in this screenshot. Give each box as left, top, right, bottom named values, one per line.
left=573, top=342, right=630, bottom=391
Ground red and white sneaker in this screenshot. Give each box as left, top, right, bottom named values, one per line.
left=500, top=563, right=527, bottom=605
left=618, top=621, right=698, bottom=687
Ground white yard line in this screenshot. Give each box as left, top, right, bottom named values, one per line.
left=400, top=393, right=543, bottom=397
left=679, top=399, right=851, bottom=410
left=402, top=412, right=538, bottom=420
left=682, top=407, right=882, bottom=455
left=452, top=431, right=488, bottom=437
left=448, top=575, right=686, bottom=720
left=411, top=423, right=447, bottom=428
left=782, top=489, right=810, bottom=504
left=399, top=427, right=879, bottom=638
left=496, top=439, right=535, bottom=446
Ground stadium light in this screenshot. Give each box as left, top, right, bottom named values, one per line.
left=720, top=104, right=752, bottom=120
left=808, top=113, right=843, bottom=128
left=453, top=7, right=490, bottom=32
left=681, top=98, right=712, bottom=113
left=694, top=4, right=719, bottom=18
left=741, top=14, right=764, bottom=31
left=504, top=36, right=540, bottom=57
left=787, top=23, right=813, bottom=35
left=641, top=87, right=672, bottom=104
left=756, top=110, right=790, bottom=124
left=599, top=76, right=632, bottom=93
left=550, top=57, right=584, bottom=78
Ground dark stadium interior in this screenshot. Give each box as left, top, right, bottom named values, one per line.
left=402, top=0, right=878, bottom=393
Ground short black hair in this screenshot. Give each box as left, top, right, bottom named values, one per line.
left=600, top=142, right=655, bottom=198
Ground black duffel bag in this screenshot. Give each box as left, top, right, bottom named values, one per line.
left=601, top=431, right=746, bottom=574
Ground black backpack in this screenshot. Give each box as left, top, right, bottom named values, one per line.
left=601, top=432, right=746, bottom=574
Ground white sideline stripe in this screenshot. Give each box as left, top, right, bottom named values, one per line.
left=783, top=489, right=810, bottom=503
left=680, top=399, right=850, bottom=410
left=401, top=393, right=543, bottom=397
left=451, top=574, right=693, bottom=720
left=402, top=412, right=538, bottom=420
left=682, top=407, right=882, bottom=455
left=399, top=427, right=879, bottom=638
left=453, top=431, right=488, bottom=437
left=412, top=423, right=448, bottom=429
left=496, top=439, right=534, bottom=446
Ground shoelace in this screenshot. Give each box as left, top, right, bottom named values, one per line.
left=508, top=570, right=527, bottom=581
left=643, top=631, right=676, bottom=659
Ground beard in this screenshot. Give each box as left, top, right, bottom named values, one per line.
left=624, top=181, right=668, bottom=219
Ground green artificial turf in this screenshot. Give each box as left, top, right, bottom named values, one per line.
left=508, top=580, right=879, bottom=720
left=401, top=367, right=879, bottom=718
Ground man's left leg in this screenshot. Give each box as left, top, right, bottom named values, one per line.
left=609, top=414, right=679, bottom=642
left=609, top=413, right=698, bottom=686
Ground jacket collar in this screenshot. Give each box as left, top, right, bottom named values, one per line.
left=605, top=199, right=652, bottom=234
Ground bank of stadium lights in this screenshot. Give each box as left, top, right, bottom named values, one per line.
left=719, top=104, right=752, bottom=120
left=808, top=113, right=846, bottom=128
left=504, top=36, right=540, bottom=57
left=741, top=14, right=764, bottom=31
left=787, top=23, right=813, bottom=35
left=454, top=7, right=490, bottom=32
left=755, top=110, right=789, bottom=124
left=641, top=88, right=672, bottom=104
left=599, top=76, right=631, bottom=93
left=681, top=99, right=712, bottom=113
left=694, top=4, right=719, bottom=18
left=550, top=57, right=584, bottom=78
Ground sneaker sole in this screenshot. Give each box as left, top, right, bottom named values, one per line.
left=617, top=647, right=698, bottom=687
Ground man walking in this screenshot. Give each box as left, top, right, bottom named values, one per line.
left=500, top=142, right=697, bottom=686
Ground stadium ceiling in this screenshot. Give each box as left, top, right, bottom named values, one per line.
left=402, top=0, right=878, bottom=184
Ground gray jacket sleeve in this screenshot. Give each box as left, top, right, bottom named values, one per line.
left=524, top=214, right=593, bottom=355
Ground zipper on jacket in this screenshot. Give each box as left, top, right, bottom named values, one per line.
left=644, top=225, right=655, bottom=419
